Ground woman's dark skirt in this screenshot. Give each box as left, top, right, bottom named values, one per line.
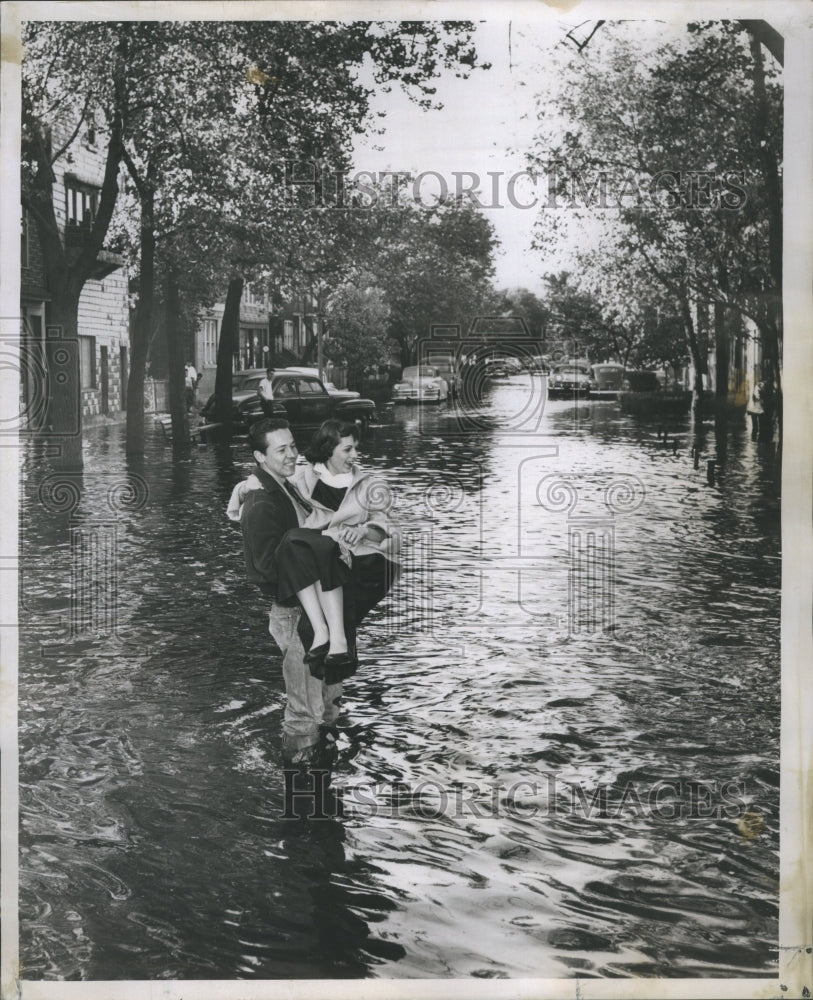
left=296, top=552, right=400, bottom=682
left=274, top=528, right=349, bottom=603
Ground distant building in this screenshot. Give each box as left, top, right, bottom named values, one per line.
left=20, top=120, right=129, bottom=427
left=194, top=285, right=318, bottom=397
left=685, top=302, right=761, bottom=406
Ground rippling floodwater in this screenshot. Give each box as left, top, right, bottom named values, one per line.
left=18, top=379, right=781, bottom=980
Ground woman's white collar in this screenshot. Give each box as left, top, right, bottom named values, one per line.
left=313, top=462, right=354, bottom=488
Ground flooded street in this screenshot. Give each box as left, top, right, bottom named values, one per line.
left=18, top=376, right=781, bottom=981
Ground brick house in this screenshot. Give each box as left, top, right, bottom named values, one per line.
left=21, top=121, right=129, bottom=428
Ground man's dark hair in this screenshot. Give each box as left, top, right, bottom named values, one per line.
left=249, top=417, right=291, bottom=457
left=304, top=419, right=359, bottom=464
left=266, top=367, right=274, bottom=376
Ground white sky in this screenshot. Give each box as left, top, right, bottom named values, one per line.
left=351, top=18, right=705, bottom=296
left=352, top=20, right=569, bottom=295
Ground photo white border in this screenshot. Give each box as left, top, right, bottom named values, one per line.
left=1, top=2, right=810, bottom=998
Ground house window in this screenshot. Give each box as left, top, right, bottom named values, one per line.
left=283, top=320, right=294, bottom=351
left=21, top=210, right=29, bottom=267
left=66, top=180, right=99, bottom=227
left=202, top=319, right=218, bottom=366
left=79, top=335, right=96, bottom=389
left=244, top=284, right=267, bottom=308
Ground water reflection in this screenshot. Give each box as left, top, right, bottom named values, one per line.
left=19, top=386, right=780, bottom=979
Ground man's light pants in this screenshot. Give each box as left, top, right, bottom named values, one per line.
left=267, top=605, right=343, bottom=752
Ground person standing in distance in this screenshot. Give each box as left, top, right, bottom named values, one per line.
left=258, top=367, right=276, bottom=417
left=184, top=360, right=199, bottom=413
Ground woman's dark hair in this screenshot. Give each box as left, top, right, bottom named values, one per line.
left=305, top=420, right=359, bottom=464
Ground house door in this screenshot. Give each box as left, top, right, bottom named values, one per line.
left=100, top=346, right=109, bottom=414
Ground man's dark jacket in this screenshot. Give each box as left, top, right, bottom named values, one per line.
left=239, top=465, right=300, bottom=598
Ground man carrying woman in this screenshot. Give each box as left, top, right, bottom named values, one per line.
left=229, top=418, right=398, bottom=765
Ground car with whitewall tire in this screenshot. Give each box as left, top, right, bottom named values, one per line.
left=392, top=366, right=449, bottom=403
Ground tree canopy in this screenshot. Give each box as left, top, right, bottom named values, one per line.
left=21, top=18, right=490, bottom=461
left=527, top=20, right=782, bottom=417
left=324, top=277, right=393, bottom=381
left=361, top=195, right=498, bottom=364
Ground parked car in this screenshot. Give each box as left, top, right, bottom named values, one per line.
left=589, top=363, right=626, bottom=398
left=392, top=365, right=449, bottom=403
left=428, top=357, right=461, bottom=397
left=622, top=370, right=660, bottom=392
left=482, top=358, right=508, bottom=378
left=200, top=369, right=266, bottom=417
left=284, top=367, right=360, bottom=398
left=482, top=356, right=523, bottom=379
left=618, top=369, right=691, bottom=415
left=548, top=361, right=592, bottom=397
left=231, top=367, right=268, bottom=389
left=522, top=354, right=550, bottom=374
left=201, top=368, right=377, bottom=436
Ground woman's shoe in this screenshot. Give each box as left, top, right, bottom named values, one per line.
left=323, top=650, right=359, bottom=685
left=304, top=641, right=329, bottom=665
left=323, top=650, right=353, bottom=668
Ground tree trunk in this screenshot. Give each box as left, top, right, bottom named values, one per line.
left=126, top=189, right=155, bottom=456
left=677, top=290, right=706, bottom=422
left=711, top=301, right=730, bottom=461
left=316, top=298, right=325, bottom=379
left=713, top=302, right=729, bottom=402
left=164, top=266, right=191, bottom=454
left=755, top=318, right=780, bottom=442
left=214, top=277, right=244, bottom=428
left=690, top=366, right=705, bottom=423
left=125, top=324, right=149, bottom=456
left=770, top=340, right=782, bottom=441
left=740, top=20, right=784, bottom=66
left=146, top=315, right=169, bottom=379
left=747, top=31, right=783, bottom=440
left=45, top=280, right=84, bottom=470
